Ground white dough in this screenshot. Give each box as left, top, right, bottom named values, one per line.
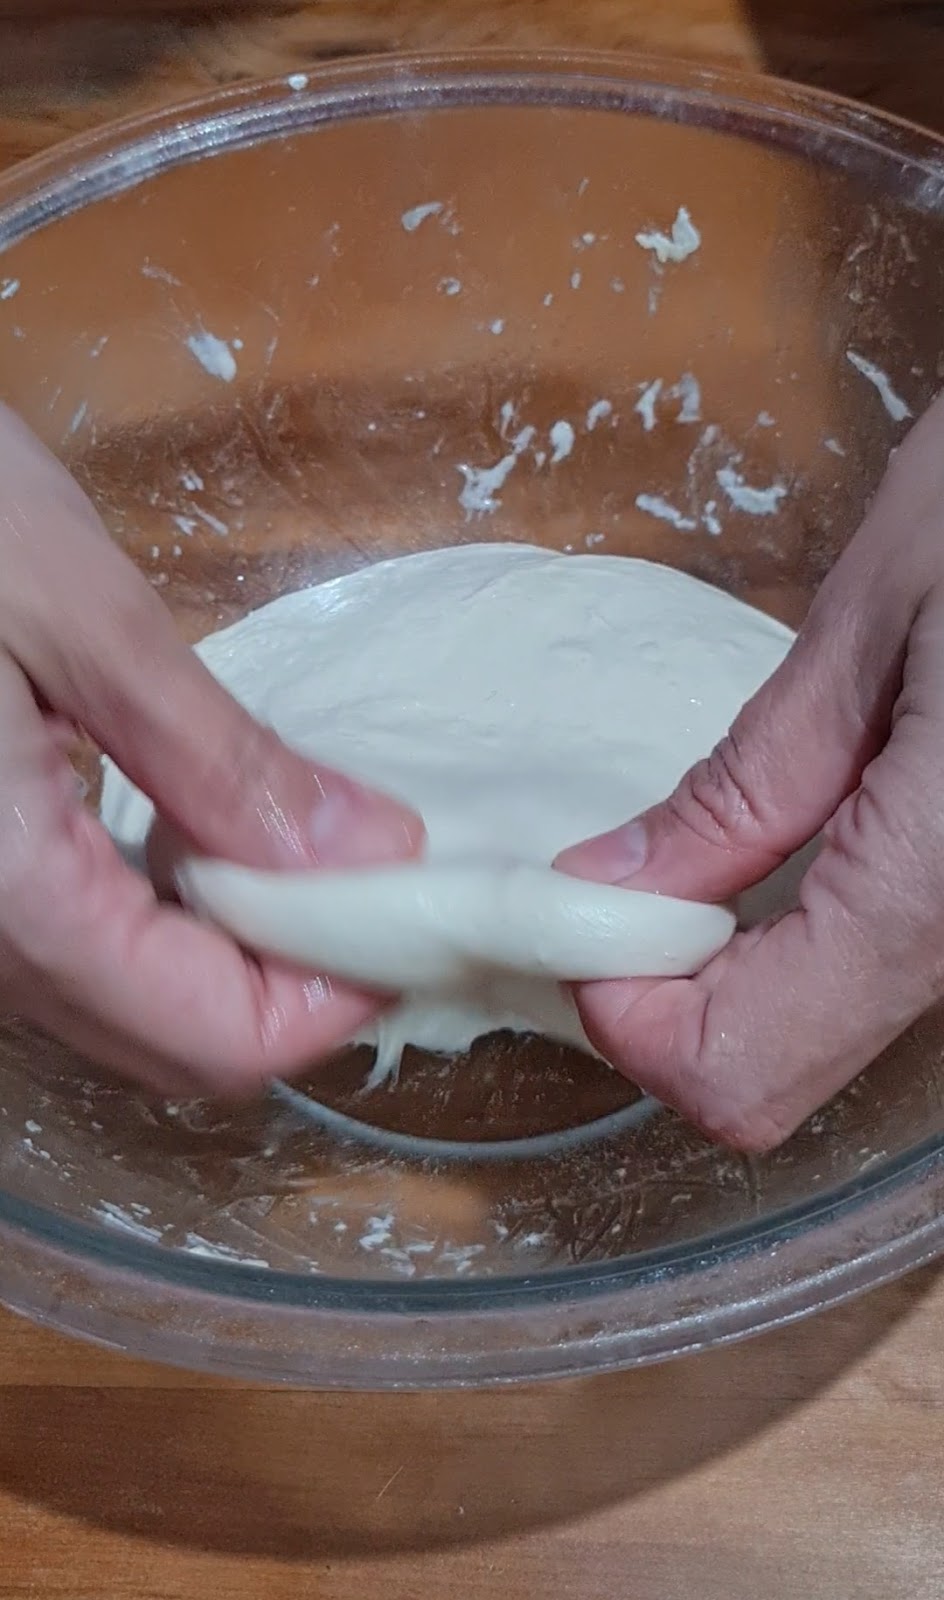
left=101, top=544, right=794, bottom=1078
left=178, top=860, right=736, bottom=989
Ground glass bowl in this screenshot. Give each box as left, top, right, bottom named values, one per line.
left=1, top=49, right=943, bottom=1388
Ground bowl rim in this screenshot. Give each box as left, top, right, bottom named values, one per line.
left=3, top=45, right=944, bottom=250
left=2, top=46, right=944, bottom=1356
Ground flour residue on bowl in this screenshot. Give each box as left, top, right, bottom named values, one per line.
left=401, top=200, right=444, bottom=232
left=846, top=349, right=912, bottom=423
left=185, top=328, right=238, bottom=382
left=635, top=492, right=697, bottom=532
left=716, top=464, right=787, bottom=516
left=635, top=205, right=701, bottom=265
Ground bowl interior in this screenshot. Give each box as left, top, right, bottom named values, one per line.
left=1, top=57, right=943, bottom=1298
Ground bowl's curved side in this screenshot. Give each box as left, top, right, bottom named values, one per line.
left=1, top=1137, right=943, bottom=1386
left=1, top=51, right=944, bottom=1382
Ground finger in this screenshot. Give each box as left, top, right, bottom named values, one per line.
left=43, top=582, right=421, bottom=873
left=15, top=866, right=382, bottom=1097
left=10, top=797, right=384, bottom=1098
left=556, top=619, right=891, bottom=903
left=0, top=408, right=423, bottom=872
left=17, top=891, right=382, bottom=1097
left=574, top=707, right=942, bottom=1151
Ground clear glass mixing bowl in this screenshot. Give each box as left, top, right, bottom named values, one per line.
left=0, top=50, right=943, bottom=1387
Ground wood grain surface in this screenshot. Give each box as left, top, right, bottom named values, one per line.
left=1, top=5, right=943, bottom=1598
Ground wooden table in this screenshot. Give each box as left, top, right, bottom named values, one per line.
left=1, top=5, right=944, bottom=1597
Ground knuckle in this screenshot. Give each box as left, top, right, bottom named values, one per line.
left=188, top=1055, right=271, bottom=1101
left=145, top=1015, right=273, bottom=1100
left=670, top=993, right=797, bottom=1153
left=193, top=717, right=289, bottom=841
left=70, top=574, right=163, bottom=696
left=181, top=970, right=304, bottom=1093
left=695, top=1097, right=794, bottom=1154
left=669, top=727, right=769, bottom=851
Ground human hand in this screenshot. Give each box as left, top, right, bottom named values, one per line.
left=0, top=404, right=423, bottom=1096
left=557, top=393, right=944, bottom=1151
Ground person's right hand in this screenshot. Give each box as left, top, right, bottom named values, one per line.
left=0, top=404, right=423, bottom=1098
left=558, top=392, right=944, bottom=1152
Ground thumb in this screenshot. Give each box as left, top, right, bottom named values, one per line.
left=556, top=584, right=901, bottom=903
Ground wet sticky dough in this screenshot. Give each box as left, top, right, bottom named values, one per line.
left=101, top=543, right=795, bottom=1081
left=178, top=858, right=736, bottom=989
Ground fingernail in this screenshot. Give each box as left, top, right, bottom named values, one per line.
left=556, top=819, right=648, bottom=885
left=309, top=778, right=423, bottom=869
